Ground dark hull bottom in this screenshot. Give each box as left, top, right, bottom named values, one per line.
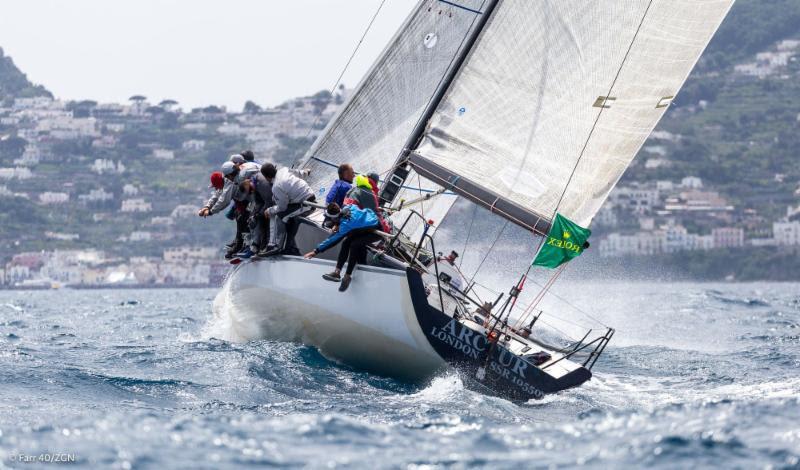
left=407, top=269, right=592, bottom=401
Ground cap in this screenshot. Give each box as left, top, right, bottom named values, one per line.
left=221, top=161, right=237, bottom=176
left=230, top=154, right=246, bottom=165
left=354, top=174, right=372, bottom=189
left=210, top=171, right=224, bottom=190
left=240, top=150, right=255, bottom=162
left=367, top=172, right=380, bottom=184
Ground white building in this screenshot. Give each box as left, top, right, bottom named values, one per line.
left=91, top=159, right=125, bottom=175
left=774, top=221, right=800, bottom=246
left=129, top=231, right=152, bottom=242
left=105, top=123, right=126, bottom=133
left=0, top=167, right=33, bottom=180
left=45, top=232, right=80, bottom=241
left=163, top=247, right=217, bottom=263
left=599, top=231, right=664, bottom=257
left=613, top=187, right=660, bottom=214
left=92, top=136, right=118, bottom=149
left=121, top=198, right=152, bottom=213
left=171, top=205, right=198, bottom=218
left=152, top=149, right=175, bottom=160
left=150, top=216, right=174, bottom=226
left=39, top=192, right=70, bottom=205
left=712, top=227, right=745, bottom=248
left=217, top=123, right=247, bottom=136
left=37, top=116, right=99, bottom=139
left=681, top=176, right=703, bottom=189
left=14, top=144, right=43, bottom=166
left=13, top=96, right=55, bottom=110
left=182, top=139, right=206, bottom=151
left=78, top=188, right=114, bottom=204
left=594, top=205, right=618, bottom=227
left=123, top=184, right=140, bottom=196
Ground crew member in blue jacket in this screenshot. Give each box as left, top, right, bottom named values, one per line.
left=304, top=202, right=382, bottom=292
left=323, top=164, right=354, bottom=227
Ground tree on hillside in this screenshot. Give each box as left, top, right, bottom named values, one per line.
left=0, top=136, right=27, bottom=159
left=0, top=47, right=53, bottom=101
left=243, top=100, right=262, bottom=114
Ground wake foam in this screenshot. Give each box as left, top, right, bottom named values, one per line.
left=188, top=278, right=247, bottom=343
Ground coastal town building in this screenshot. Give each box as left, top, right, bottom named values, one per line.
left=121, top=198, right=152, bottom=213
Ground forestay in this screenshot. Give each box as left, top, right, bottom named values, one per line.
left=300, top=0, right=490, bottom=198
left=411, top=0, right=735, bottom=231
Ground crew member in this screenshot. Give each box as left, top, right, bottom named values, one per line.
left=238, top=168, right=274, bottom=256
left=198, top=156, right=259, bottom=258
left=324, top=163, right=354, bottom=227
left=261, top=163, right=315, bottom=256
left=344, top=174, right=391, bottom=233
left=304, top=203, right=382, bottom=292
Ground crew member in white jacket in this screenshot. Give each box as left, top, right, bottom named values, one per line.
left=259, top=163, right=315, bottom=257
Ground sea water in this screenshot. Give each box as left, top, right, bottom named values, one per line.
left=0, top=282, right=798, bottom=469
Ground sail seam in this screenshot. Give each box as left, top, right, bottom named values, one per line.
left=550, top=0, right=656, bottom=220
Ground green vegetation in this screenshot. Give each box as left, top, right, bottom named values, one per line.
left=0, top=47, right=51, bottom=105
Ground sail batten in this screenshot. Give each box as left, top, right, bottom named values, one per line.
left=411, top=0, right=735, bottom=229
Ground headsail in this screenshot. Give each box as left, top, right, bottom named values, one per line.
left=300, top=0, right=490, bottom=198
left=408, top=0, right=736, bottom=232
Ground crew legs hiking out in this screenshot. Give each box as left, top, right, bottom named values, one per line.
left=304, top=202, right=382, bottom=292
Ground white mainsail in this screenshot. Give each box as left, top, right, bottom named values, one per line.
left=301, top=0, right=490, bottom=197
left=410, top=0, right=735, bottom=231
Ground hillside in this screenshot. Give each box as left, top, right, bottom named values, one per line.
left=620, top=0, right=800, bottom=221
left=0, top=47, right=52, bottom=105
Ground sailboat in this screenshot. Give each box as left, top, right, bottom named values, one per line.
left=219, top=0, right=735, bottom=401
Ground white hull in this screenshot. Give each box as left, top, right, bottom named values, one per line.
left=217, top=256, right=446, bottom=382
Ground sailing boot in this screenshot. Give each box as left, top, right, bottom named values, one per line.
left=225, top=241, right=243, bottom=259
left=257, top=245, right=281, bottom=258
left=338, top=274, right=352, bottom=292
left=235, top=247, right=255, bottom=259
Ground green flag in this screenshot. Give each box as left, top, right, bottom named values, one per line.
left=532, top=213, right=592, bottom=269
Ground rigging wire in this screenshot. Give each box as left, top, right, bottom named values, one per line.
left=293, top=0, right=391, bottom=167
left=459, top=203, right=478, bottom=270
left=468, top=219, right=509, bottom=284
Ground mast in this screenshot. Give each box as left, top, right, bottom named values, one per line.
left=379, top=0, right=501, bottom=208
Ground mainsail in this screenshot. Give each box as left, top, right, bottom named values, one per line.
left=301, top=0, right=490, bottom=197
left=407, top=0, right=736, bottom=232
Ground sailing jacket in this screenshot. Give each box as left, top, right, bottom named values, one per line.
left=205, top=162, right=261, bottom=215
left=315, top=206, right=380, bottom=254
left=325, top=179, right=352, bottom=207
left=249, top=172, right=274, bottom=215
left=343, top=177, right=390, bottom=233
left=267, top=168, right=313, bottom=217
